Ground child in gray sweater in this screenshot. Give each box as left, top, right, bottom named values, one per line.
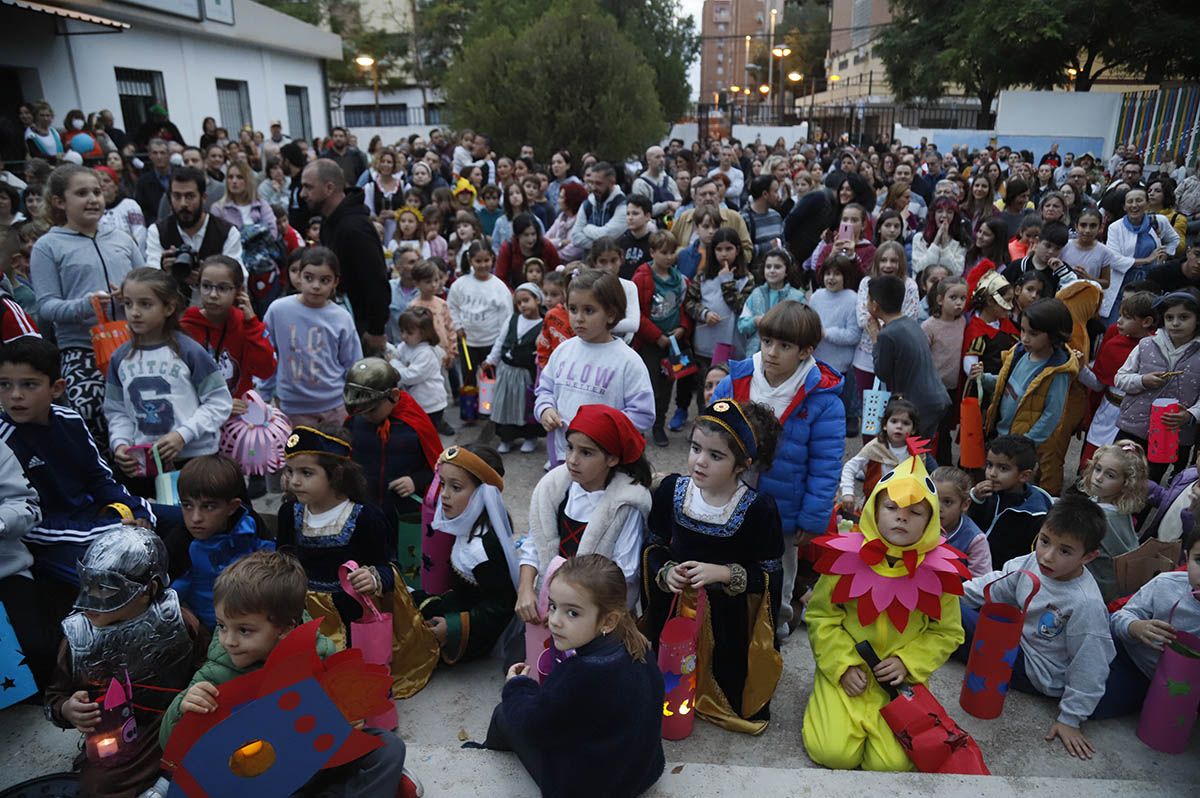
left=958, top=496, right=1115, bottom=760
left=0, top=436, right=46, bottom=685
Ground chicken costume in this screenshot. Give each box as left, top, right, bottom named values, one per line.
left=802, top=441, right=967, bottom=771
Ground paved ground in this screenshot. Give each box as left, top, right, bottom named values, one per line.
left=2, top=409, right=1198, bottom=796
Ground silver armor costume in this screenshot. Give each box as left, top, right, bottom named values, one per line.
left=62, top=590, right=192, bottom=686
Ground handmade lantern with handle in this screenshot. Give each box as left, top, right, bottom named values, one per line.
left=660, top=336, right=698, bottom=381
left=337, top=561, right=397, bottom=731
left=958, top=376, right=986, bottom=469
left=478, top=366, right=495, bottom=415
left=525, top=556, right=567, bottom=683
left=1137, top=597, right=1200, bottom=753
left=85, top=672, right=138, bottom=766
left=860, top=377, right=891, bottom=437
left=218, top=390, right=292, bottom=476
left=658, top=586, right=707, bottom=741
left=959, top=569, right=1041, bottom=719
left=421, top=470, right=454, bottom=594
left=89, top=295, right=130, bottom=376
left=1148, top=399, right=1182, bottom=465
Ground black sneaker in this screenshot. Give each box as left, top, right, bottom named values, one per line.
left=438, top=419, right=456, bottom=435
left=652, top=426, right=669, bottom=447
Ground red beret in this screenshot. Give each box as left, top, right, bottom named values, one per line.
left=566, top=405, right=644, bottom=464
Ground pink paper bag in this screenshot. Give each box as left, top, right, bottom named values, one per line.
left=525, top=556, right=567, bottom=683
left=339, top=560, right=397, bottom=731
left=711, top=342, right=734, bottom=366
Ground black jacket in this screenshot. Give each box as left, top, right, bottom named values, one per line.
left=319, top=188, right=390, bottom=336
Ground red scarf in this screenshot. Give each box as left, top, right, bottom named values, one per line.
left=379, top=391, right=443, bottom=471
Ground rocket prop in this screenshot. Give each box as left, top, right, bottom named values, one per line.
left=0, top=600, right=36, bottom=710
left=658, top=587, right=707, bottom=741
left=525, top=556, right=567, bottom=683
left=161, top=619, right=392, bottom=798
left=857, top=641, right=990, bottom=775
left=218, top=391, right=292, bottom=476
left=1137, top=596, right=1200, bottom=754
left=959, top=569, right=1041, bottom=719
left=337, top=561, right=397, bottom=731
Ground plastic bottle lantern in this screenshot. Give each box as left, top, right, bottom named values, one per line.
left=337, top=561, right=396, bottom=731
left=658, top=587, right=707, bottom=741
left=477, top=368, right=495, bottom=415
left=1137, top=600, right=1200, bottom=753
left=525, top=557, right=567, bottom=683
left=1148, top=399, right=1182, bottom=464
left=86, top=673, right=137, bottom=766
left=459, top=386, right=479, bottom=422
left=959, top=570, right=1040, bottom=719
left=860, top=378, right=892, bottom=438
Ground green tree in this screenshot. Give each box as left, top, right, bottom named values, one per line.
left=443, top=0, right=665, bottom=158
left=748, top=1, right=830, bottom=102
left=1053, top=1, right=1200, bottom=90
left=875, top=0, right=1065, bottom=127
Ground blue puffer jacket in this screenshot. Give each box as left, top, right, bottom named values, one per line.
left=713, top=357, right=846, bottom=536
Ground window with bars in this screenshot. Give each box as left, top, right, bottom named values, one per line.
left=344, top=104, right=409, bottom=127
left=114, top=68, right=165, bottom=135
left=284, top=85, right=311, bottom=142
left=216, top=79, right=252, bottom=132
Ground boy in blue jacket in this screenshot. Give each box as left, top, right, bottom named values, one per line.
left=173, top=455, right=274, bottom=629
left=713, top=299, right=845, bottom=636
left=0, top=338, right=160, bottom=607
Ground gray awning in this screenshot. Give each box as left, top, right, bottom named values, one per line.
left=2, top=0, right=130, bottom=30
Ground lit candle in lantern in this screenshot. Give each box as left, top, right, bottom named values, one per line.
left=94, top=734, right=120, bottom=758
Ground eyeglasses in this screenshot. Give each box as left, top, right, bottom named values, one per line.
left=200, top=282, right=237, bottom=296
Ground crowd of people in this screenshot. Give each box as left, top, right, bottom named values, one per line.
left=0, top=101, right=1199, bottom=797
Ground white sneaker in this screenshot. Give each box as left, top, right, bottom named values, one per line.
left=520, top=438, right=537, bottom=453
left=497, top=441, right=511, bottom=454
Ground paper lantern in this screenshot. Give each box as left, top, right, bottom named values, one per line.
left=860, top=377, right=891, bottom=438
left=337, top=561, right=396, bottom=731
left=218, top=391, right=292, bottom=476
left=1137, top=612, right=1200, bottom=753
left=658, top=587, right=707, bottom=741
left=69, top=134, right=97, bottom=154
left=0, top=600, right=36, bottom=710
left=85, top=673, right=137, bottom=766
left=420, top=471, right=454, bottom=594
left=711, top=342, right=734, bottom=367
left=958, top=379, right=985, bottom=469
left=525, top=557, right=566, bottom=683
left=960, top=569, right=1040, bottom=719
left=478, top=370, right=495, bottom=415
left=459, top=386, right=479, bottom=422
left=162, top=619, right=391, bottom=798
left=1148, top=399, right=1181, bottom=464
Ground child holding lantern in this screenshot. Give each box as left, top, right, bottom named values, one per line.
left=802, top=441, right=967, bottom=770
left=44, top=527, right=207, bottom=798
left=642, top=399, right=785, bottom=735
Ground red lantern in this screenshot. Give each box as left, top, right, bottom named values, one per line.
left=658, top=587, right=707, bottom=741
left=958, top=377, right=985, bottom=469
left=960, top=569, right=1040, bottom=719
left=1148, top=399, right=1181, bottom=464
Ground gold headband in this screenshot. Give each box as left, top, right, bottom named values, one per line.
left=438, top=446, right=504, bottom=491
left=696, top=400, right=758, bottom=460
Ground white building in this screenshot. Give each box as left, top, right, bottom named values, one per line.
left=0, top=0, right=341, bottom=152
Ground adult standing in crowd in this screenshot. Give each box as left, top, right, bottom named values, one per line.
left=210, top=161, right=278, bottom=238
left=134, top=139, right=172, bottom=221
left=24, top=101, right=62, bottom=161
left=279, top=141, right=310, bottom=233
left=301, top=158, right=390, bottom=352
left=707, top=144, right=745, bottom=209
left=570, top=161, right=628, bottom=255
left=631, top=145, right=680, bottom=223
left=134, top=104, right=185, bottom=149
left=145, top=167, right=242, bottom=297
left=321, top=127, right=370, bottom=186
left=671, top=178, right=752, bottom=262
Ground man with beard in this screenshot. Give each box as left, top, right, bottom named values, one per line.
left=145, top=167, right=242, bottom=302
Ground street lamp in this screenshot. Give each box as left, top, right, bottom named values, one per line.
left=788, top=71, right=803, bottom=82
left=771, top=46, right=792, bottom=121
left=355, top=54, right=380, bottom=126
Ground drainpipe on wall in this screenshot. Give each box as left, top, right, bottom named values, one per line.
left=321, top=59, right=333, bottom=139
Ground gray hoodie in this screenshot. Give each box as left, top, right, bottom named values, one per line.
left=0, top=437, right=42, bottom=581
left=29, top=225, right=144, bottom=349
left=963, top=553, right=1115, bottom=727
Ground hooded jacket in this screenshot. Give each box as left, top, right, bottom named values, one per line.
left=29, top=225, right=144, bottom=349
left=569, top=185, right=628, bottom=251
left=713, top=357, right=846, bottom=535
left=319, top=188, right=390, bottom=337
left=180, top=305, right=276, bottom=398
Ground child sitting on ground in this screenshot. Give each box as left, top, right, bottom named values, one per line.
left=930, top=466, right=992, bottom=577
left=803, top=442, right=967, bottom=771
left=172, top=455, right=275, bottom=628
left=482, top=555, right=664, bottom=798
left=1103, top=524, right=1200, bottom=717
left=159, top=550, right=418, bottom=797
left=46, top=528, right=206, bottom=798
left=1074, top=440, right=1147, bottom=603
left=958, top=495, right=1115, bottom=759
left=968, top=435, right=1054, bottom=568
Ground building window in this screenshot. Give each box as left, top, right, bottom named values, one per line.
left=713, top=2, right=730, bottom=21
left=114, top=68, right=165, bottom=135
left=216, top=79, right=253, bottom=132
left=716, top=53, right=723, bottom=64
left=716, top=66, right=724, bottom=77
left=717, top=22, right=726, bottom=33
left=425, top=105, right=443, bottom=125
left=344, top=104, right=409, bottom=127
left=851, top=0, right=872, bottom=49
left=284, top=85, right=311, bottom=142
